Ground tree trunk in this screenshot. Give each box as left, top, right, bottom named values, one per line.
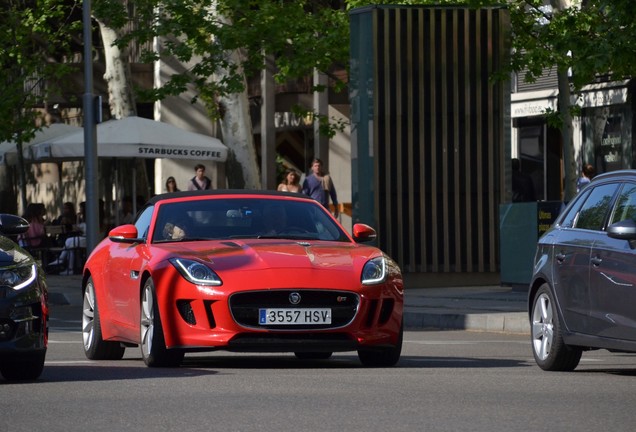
left=95, top=16, right=152, bottom=207
left=557, top=69, right=577, bottom=202
left=15, top=131, right=28, bottom=215
left=551, top=0, right=577, bottom=202
left=213, top=17, right=261, bottom=189
left=217, top=82, right=262, bottom=190
left=95, top=19, right=136, bottom=119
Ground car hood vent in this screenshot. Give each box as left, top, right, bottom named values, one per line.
left=220, top=241, right=242, bottom=248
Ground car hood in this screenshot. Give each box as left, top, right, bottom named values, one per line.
left=0, top=236, right=34, bottom=268
left=154, top=239, right=380, bottom=272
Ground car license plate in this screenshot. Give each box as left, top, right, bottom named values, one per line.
left=259, top=308, right=332, bottom=325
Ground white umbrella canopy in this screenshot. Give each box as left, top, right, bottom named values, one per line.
left=29, top=116, right=228, bottom=162
left=0, top=123, right=82, bottom=165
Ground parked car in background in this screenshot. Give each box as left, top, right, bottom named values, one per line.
left=82, top=190, right=403, bottom=367
left=529, top=170, right=636, bottom=371
left=0, top=214, right=48, bottom=381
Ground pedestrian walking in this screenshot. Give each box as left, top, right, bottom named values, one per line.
left=302, top=158, right=339, bottom=217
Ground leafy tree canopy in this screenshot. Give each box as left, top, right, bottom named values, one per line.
left=94, top=0, right=636, bottom=120
left=93, top=1, right=348, bottom=117
left=0, top=0, right=80, bottom=143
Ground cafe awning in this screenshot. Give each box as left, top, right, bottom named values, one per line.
left=0, top=123, right=81, bottom=165
left=28, top=116, right=228, bottom=162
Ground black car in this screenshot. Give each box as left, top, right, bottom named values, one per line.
left=0, top=214, right=48, bottom=380
left=529, top=170, right=636, bottom=371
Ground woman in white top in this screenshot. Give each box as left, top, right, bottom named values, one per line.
left=277, top=168, right=302, bottom=193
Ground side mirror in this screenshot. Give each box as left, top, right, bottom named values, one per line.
left=352, top=223, right=377, bottom=243
left=0, top=214, right=30, bottom=236
left=607, top=219, right=636, bottom=240
left=109, top=224, right=144, bottom=244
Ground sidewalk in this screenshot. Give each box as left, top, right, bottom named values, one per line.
left=45, top=275, right=530, bottom=335
left=47, top=274, right=83, bottom=308
left=404, top=286, right=529, bottom=334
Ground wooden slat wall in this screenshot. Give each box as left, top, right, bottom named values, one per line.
left=368, top=6, right=509, bottom=273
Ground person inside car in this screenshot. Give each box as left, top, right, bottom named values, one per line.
left=162, top=221, right=188, bottom=240
left=260, top=204, right=287, bottom=235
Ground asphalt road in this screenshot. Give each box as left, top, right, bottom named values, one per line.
left=3, top=305, right=636, bottom=432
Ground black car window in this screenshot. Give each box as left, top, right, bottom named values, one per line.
left=609, top=183, right=636, bottom=225
left=574, top=183, right=620, bottom=231
left=151, top=198, right=349, bottom=242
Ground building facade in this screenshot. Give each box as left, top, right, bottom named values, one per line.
left=512, top=71, right=635, bottom=202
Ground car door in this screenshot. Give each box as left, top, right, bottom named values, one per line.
left=551, top=189, right=593, bottom=334
left=107, top=206, right=154, bottom=339
left=589, top=182, right=636, bottom=340
left=552, top=183, right=620, bottom=334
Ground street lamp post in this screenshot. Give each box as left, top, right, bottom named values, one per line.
left=83, top=0, right=99, bottom=253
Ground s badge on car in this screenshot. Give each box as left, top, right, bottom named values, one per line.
left=289, top=292, right=301, bottom=305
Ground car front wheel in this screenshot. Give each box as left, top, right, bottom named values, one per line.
left=82, top=277, right=125, bottom=360
left=531, top=283, right=582, bottom=371
left=140, top=277, right=184, bottom=367
left=0, top=351, right=46, bottom=381
left=357, top=321, right=403, bottom=367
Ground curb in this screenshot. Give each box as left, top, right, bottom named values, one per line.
left=44, top=275, right=532, bottom=335
left=404, top=310, right=530, bottom=335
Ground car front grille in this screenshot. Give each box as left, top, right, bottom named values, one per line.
left=229, top=289, right=359, bottom=330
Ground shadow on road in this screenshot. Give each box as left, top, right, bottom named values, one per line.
left=8, top=354, right=635, bottom=384
left=5, top=364, right=218, bottom=384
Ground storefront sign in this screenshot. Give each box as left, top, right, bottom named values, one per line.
left=137, top=147, right=224, bottom=160
left=274, top=112, right=312, bottom=129
left=601, top=117, right=622, bottom=168
left=511, top=98, right=557, bottom=118
left=579, top=86, right=628, bottom=108
left=537, top=202, right=562, bottom=238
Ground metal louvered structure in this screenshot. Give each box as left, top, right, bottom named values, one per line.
left=350, top=6, right=511, bottom=277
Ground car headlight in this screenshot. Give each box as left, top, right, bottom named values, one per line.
left=0, top=263, right=37, bottom=290
left=361, top=256, right=386, bottom=285
left=170, top=258, right=222, bottom=286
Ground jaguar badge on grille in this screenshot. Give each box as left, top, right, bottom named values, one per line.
left=289, top=292, right=301, bottom=305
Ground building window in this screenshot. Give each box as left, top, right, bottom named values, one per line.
left=582, top=105, right=633, bottom=175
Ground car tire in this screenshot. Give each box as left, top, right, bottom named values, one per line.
left=531, top=283, right=582, bottom=371
left=140, top=277, right=184, bottom=367
left=357, top=321, right=403, bottom=367
left=294, top=352, right=333, bottom=360
left=82, top=277, right=125, bottom=360
left=0, top=351, right=46, bottom=381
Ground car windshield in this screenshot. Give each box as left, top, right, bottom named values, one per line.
left=151, top=198, right=349, bottom=243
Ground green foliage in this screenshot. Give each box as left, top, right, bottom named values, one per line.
left=347, top=1, right=636, bottom=90
left=3, top=0, right=635, bottom=138
left=87, top=0, right=636, bottom=140
left=93, top=0, right=128, bottom=28
left=0, top=0, right=80, bottom=144
left=115, top=0, right=350, bottom=123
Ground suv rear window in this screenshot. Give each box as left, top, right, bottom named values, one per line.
left=574, top=183, right=620, bottom=231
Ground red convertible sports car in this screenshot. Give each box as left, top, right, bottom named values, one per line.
left=82, top=190, right=403, bottom=367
